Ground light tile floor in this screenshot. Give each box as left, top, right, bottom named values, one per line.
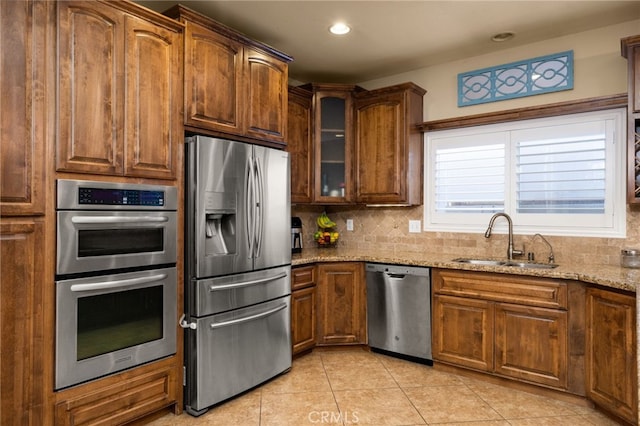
left=147, top=348, right=623, bottom=425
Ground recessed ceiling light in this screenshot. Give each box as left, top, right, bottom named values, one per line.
left=491, top=32, right=515, bottom=42
left=329, top=22, right=351, bottom=35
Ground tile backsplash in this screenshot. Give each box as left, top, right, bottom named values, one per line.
left=292, top=204, right=640, bottom=267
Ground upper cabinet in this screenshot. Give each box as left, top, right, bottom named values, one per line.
left=288, top=86, right=314, bottom=203
left=622, top=35, right=640, bottom=204
left=1, top=0, right=48, bottom=216
left=56, top=0, right=183, bottom=180
left=288, top=82, right=425, bottom=205
left=166, top=5, right=291, bottom=146
left=622, top=35, right=640, bottom=113
left=312, top=84, right=359, bottom=204
left=354, top=83, right=426, bottom=205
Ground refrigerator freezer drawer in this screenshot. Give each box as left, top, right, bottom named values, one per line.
left=192, top=265, right=291, bottom=317
left=187, top=296, right=292, bottom=413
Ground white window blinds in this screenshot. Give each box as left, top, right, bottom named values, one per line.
left=425, top=109, right=625, bottom=237
left=514, top=121, right=607, bottom=215
left=435, top=141, right=505, bottom=214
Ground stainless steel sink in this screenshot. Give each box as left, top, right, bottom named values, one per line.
left=453, top=258, right=507, bottom=266
left=504, top=261, right=559, bottom=269
left=453, top=258, right=558, bottom=269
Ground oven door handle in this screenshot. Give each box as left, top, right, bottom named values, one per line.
left=70, top=216, right=169, bottom=224
left=70, top=273, right=168, bottom=292
left=207, top=272, right=287, bottom=292
left=209, top=303, right=287, bottom=329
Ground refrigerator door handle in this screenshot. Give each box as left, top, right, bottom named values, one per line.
left=245, top=156, right=255, bottom=259
left=254, top=157, right=264, bottom=258
left=208, top=271, right=287, bottom=292
left=208, top=303, right=287, bottom=329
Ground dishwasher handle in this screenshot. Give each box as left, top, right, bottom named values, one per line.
left=386, top=273, right=406, bottom=279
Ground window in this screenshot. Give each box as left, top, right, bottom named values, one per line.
left=424, top=109, right=626, bottom=237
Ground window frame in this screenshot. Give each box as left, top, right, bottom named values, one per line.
left=424, top=108, right=626, bottom=238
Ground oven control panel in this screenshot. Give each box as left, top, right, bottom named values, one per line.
left=79, top=187, right=165, bottom=206
left=57, top=179, right=177, bottom=210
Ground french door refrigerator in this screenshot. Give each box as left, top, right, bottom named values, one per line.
left=183, top=135, right=292, bottom=416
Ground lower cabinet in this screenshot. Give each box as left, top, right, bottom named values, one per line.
left=432, top=294, right=494, bottom=372
left=494, top=303, right=567, bottom=388
left=291, top=265, right=317, bottom=355
left=54, top=360, right=180, bottom=426
left=586, top=287, right=637, bottom=424
left=316, top=262, right=366, bottom=345
left=1, top=220, right=47, bottom=425
left=432, top=269, right=570, bottom=390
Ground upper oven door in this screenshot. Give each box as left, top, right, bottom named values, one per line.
left=56, top=210, right=177, bottom=275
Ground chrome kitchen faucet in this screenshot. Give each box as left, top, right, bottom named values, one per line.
left=484, top=213, right=524, bottom=260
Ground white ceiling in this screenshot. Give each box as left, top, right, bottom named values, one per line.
left=136, top=1, right=640, bottom=84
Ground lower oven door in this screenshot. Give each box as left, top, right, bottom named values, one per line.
left=186, top=295, right=291, bottom=415
left=55, top=267, right=177, bottom=390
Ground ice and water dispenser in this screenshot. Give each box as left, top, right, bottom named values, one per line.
left=204, top=192, right=236, bottom=256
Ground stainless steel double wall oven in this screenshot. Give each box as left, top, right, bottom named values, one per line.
left=55, top=179, right=178, bottom=390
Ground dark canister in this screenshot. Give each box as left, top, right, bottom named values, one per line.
left=291, top=217, right=303, bottom=253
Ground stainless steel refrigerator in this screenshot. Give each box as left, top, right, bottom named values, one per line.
left=183, top=135, right=292, bottom=416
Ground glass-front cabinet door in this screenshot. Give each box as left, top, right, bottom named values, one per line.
left=313, top=88, right=353, bottom=203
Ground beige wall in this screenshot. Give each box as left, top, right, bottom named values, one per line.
left=293, top=21, right=640, bottom=267
left=293, top=205, right=640, bottom=267
left=358, top=19, right=640, bottom=121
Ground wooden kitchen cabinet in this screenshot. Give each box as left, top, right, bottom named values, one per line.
left=288, top=86, right=314, bottom=204
left=245, top=47, right=289, bottom=143
left=0, top=0, right=47, bottom=216
left=586, top=286, right=637, bottom=424
left=432, top=294, right=494, bottom=372
left=354, top=82, right=426, bottom=205
left=1, top=220, right=47, bottom=425
left=54, top=360, right=180, bottom=426
left=167, top=5, right=291, bottom=145
left=622, top=35, right=640, bottom=113
left=316, top=262, right=366, bottom=345
left=621, top=35, right=640, bottom=204
left=291, top=265, right=317, bottom=354
left=494, top=303, right=567, bottom=388
left=1, top=2, right=52, bottom=424
left=289, top=82, right=425, bottom=205
left=432, top=269, right=570, bottom=390
left=292, top=83, right=366, bottom=204
left=310, top=84, right=359, bottom=204
left=287, top=83, right=363, bottom=204
left=56, top=0, right=183, bottom=180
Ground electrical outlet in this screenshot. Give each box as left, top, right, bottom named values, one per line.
left=409, top=220, right=421, bottom=233
left=346, top=219, right=354, bottom=231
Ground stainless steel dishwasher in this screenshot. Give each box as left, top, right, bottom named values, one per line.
left=366, top=263, right=432, bottom=362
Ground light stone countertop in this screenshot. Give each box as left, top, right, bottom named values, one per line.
left=293, top=247, right=639, bottom=293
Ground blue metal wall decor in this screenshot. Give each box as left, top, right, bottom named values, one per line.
left=458, top=51, right=573, bottom=107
